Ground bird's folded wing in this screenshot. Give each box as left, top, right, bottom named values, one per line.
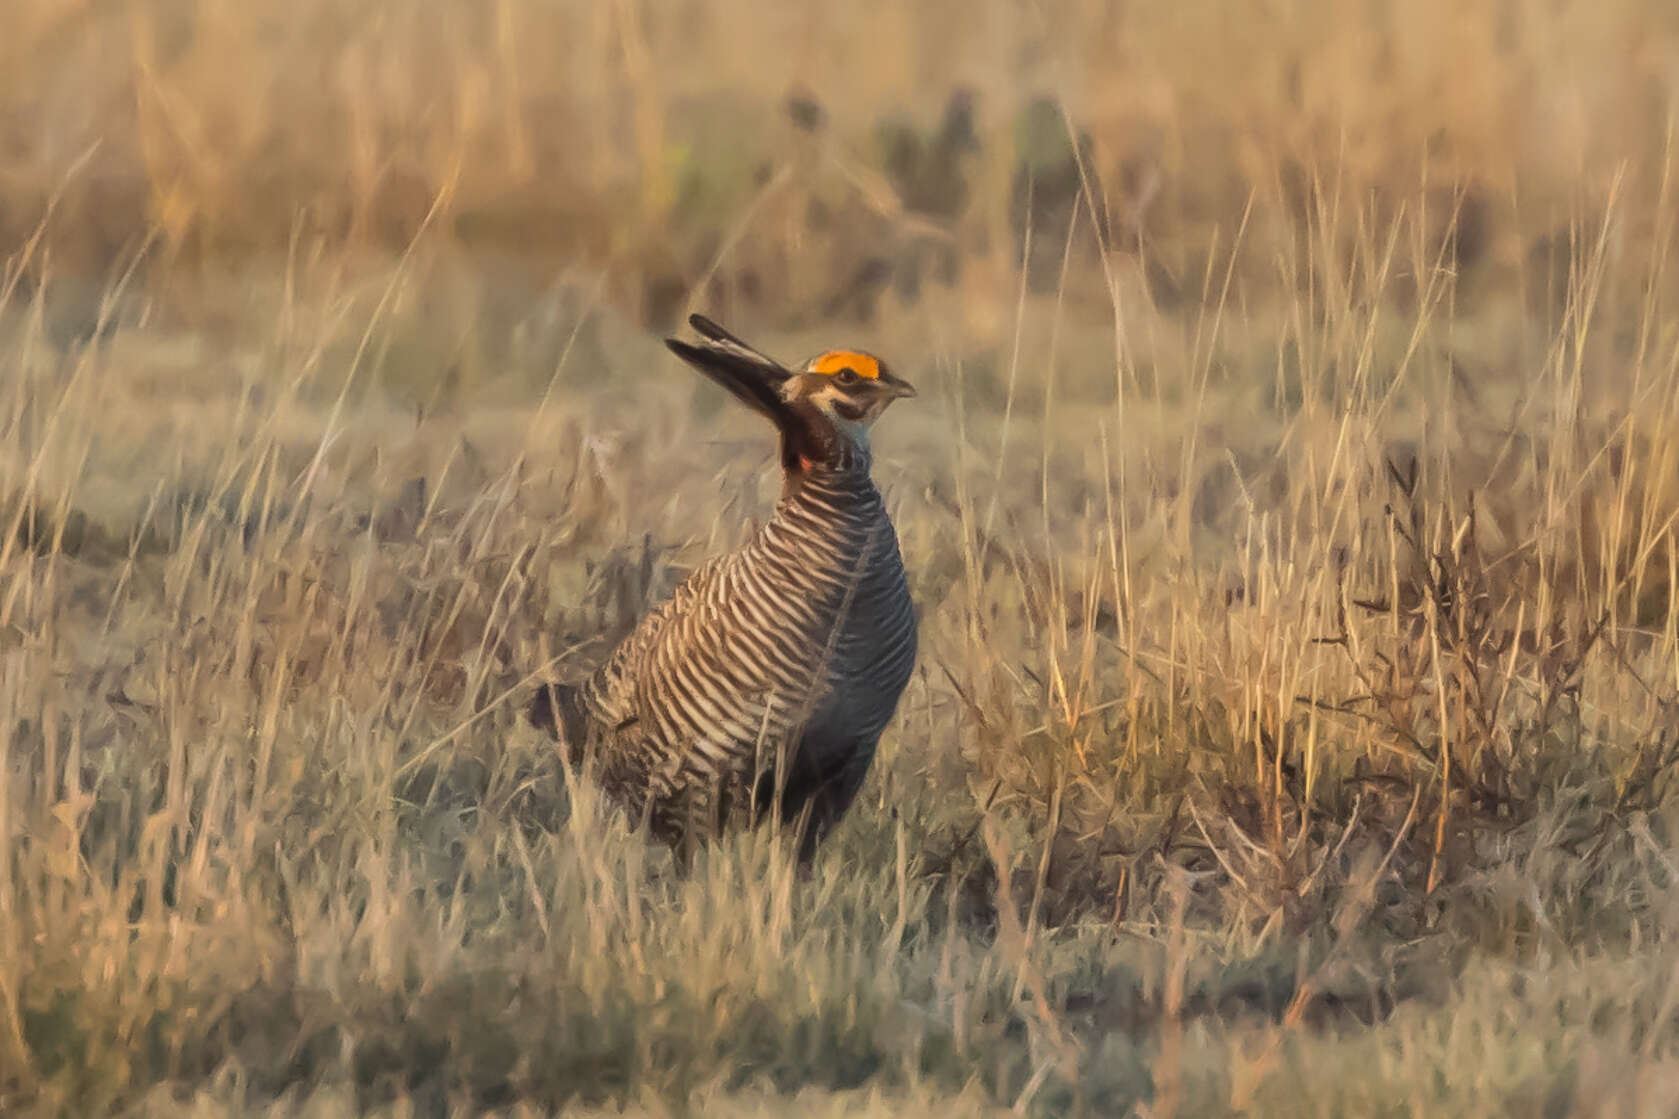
left=579, top=557, right=724, bottom=729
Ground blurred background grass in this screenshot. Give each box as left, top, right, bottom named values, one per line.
left=7, top=0, right=1678, bottom=329
left=5, top=1, right=1679, bottom=1115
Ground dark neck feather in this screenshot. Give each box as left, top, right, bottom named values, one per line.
left=777, top=401, right=869, bottom=498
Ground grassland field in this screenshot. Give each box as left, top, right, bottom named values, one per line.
left=4, top=0, right=1679, bottom=1115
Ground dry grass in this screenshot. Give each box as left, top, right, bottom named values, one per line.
left=3, top=1, right=1679, bottom=1115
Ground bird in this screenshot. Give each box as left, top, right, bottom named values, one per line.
left=528, top=314, right=919, bottom=860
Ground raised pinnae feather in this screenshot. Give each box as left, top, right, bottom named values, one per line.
left=684, top=314, right=788, bottom=371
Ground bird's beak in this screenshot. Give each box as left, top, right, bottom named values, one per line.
left=880, top=370, right=917, bottom=400
left=665, top=314, right=793, bottom=418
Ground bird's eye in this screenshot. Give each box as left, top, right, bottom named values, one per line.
left=834, top=367, right=859, bottom=385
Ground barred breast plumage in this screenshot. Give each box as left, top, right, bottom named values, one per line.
left=529, top=315, right=918, bottom=858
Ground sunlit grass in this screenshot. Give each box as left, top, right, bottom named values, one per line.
left=3, top=1, right=1679, bottom=1115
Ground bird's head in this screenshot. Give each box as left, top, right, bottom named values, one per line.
left=779, top=349, right=916, bottom=442
left=665, top=315, right=915, bottom=469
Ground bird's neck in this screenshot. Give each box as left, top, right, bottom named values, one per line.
left=777, top=403, right=872, bottom=496
left=780, top=437, right=874, bottom=500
